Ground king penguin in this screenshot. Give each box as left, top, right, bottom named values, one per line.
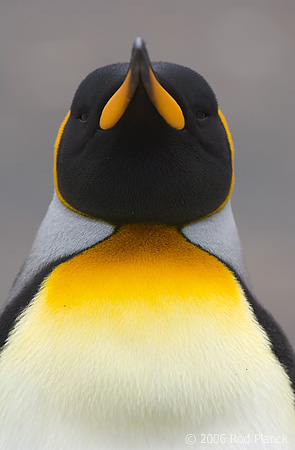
left=0, top=38, right=294, bottom=450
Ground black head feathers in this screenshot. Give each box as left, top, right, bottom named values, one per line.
left=54, top=38, right=234, bottom=226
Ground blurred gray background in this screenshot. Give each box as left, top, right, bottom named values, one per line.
left=0, top=1, right=294, bottom=347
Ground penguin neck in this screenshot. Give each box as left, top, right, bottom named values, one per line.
left=10, top=195, right=250, bottom=303
left=47, top=195, right=250, bottom=286
left=181, top=201, right=250, bottom=288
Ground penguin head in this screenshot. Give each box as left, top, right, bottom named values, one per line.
left=54, top=38, right=234, bottom=226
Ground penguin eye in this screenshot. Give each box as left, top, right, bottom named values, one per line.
left=79, top=112, right=90, bottom=122
left=196, top=111, right=207, bottom=120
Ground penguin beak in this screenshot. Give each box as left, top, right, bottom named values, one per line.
left=99, top=38, right=185, bottom=130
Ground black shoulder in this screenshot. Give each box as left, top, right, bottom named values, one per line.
left=0, top=257, right=69, bottom=351
left=193, top=244, right=295, bottom=394
left=242, top=281, right=295, bottom=394
left=186, top=235, right=295, bottom=395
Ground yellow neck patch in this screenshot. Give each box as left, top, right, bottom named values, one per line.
left=43, top=225, right=243, bottom=320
